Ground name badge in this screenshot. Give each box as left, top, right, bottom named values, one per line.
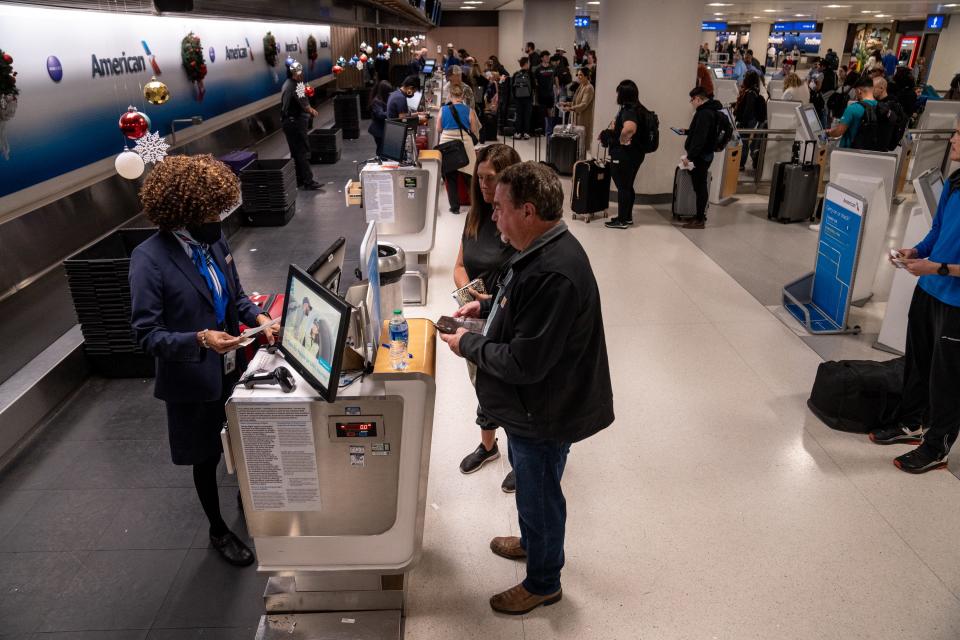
left=224, top=350, right=237, bottom=375
left=225, top=253, right=233, bottom=265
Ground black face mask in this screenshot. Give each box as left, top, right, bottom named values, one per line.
left=188, top=221, right=222, bottom=245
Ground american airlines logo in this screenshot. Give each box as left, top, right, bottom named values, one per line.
left=226, top=45, right=249, bottom=60
left=91, top=51, right=149, bottom=77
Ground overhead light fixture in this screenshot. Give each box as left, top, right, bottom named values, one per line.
left=707, top=2, right=733, bottom=5
left=945, top=3, right=959, bottom=6
left=460, top=5, right=476, bottom=8
left=794, top=13, right=808, bottom=16
left=763, top=8, right=777, bottom=11
left=824, top=4, right=850, bottom=7
left=587, top=1, right=599, bottom=4
left=714, top=12, right=725, bottom=15
left=875, top=13, right=888, bottom=17
left=861, top=9, right=877, bottom=13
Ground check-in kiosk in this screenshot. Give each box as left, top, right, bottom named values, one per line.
left=828, top=149, right=898, bottom=304
left=795, top=104, right=829, bottom=194
left=767, top=78, right=784, bottom=100
left=761, top=99, right=802, bottom=182
left=875, top=168, right=941, bottom=354
left=907, top=101, right=960, bottom=181
left=714, top=78, right=739, bottom=107
left=709, top=107, right=743, bottom=205
left=355, top=121, right=442, bottom=306
left=221, top=256, right=437, bottom=640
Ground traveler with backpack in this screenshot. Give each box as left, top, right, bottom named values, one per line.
left=734, top=71, right=766, bottom=171
left=873, top=77, right=907, bottom=151
left=533, top=50, right=557, bottom=139
left=511, top=59, right=535, bottom=139
left=603, top=81, right=648, bottom=230
left=826, top=76, right=880, bottom=150
left=871, top=125, right=960, bottom=473
left=678, top=86, right=727, bottom=230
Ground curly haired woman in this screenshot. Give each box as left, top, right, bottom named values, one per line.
left=129, top=154, right=277, bottom=567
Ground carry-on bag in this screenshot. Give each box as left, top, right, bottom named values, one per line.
left=672, top=165, right=712, bottom=219
left=547, top=111, right=585, bottom=175
left=807, top=357, right=905, bottom=433
left=768, top=141, right=820, bottom=223
left=480, top=111, right=498, bottom=143
left=571, top=148, right=611, bottom=222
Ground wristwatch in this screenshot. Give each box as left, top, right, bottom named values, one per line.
left=938, top=263, right=950, bottom=276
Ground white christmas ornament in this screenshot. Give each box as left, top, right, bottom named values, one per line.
left=392, top=37, right=398, bottom=44
left=115, top=149, right=145, bottom=179
left=295, top=82, right=306, bottom=99
left=356, top=61, right=364, bottom=71
left=360, top=41, right=367, bottom=49
left=365, top=46, right=373, bottom=55
left=133, top=131, right=170, bottom=164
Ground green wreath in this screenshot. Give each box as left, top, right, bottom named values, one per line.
left=180, top=32, right=207, bottom=82
left=263, top=32, right=278, bottom=67
left=307, top=35, right=318, bottom=62
left=0, top=48, right=18, bottom=98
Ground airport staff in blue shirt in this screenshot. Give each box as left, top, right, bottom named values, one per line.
left=826, top=77, right=878, bottom=148
left=883, top=48, right=898, bottom=77
left=870, top=123, right=960, bottom=473
left=732, top=53, right=747, bottom=84
left=386, top=76, right=420, bottom=119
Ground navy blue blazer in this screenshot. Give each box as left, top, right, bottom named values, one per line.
left=129, top=230, right=261, bottom=403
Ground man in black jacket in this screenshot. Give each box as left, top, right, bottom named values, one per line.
left=280, top=61, right=320, bottom=190
left=681, top=86, right=724, bottom=229
left=439, top=161, right=614, bottom=615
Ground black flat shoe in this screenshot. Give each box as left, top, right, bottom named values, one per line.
left=301, top=182, right=323, bottom=191
left=210, top=530, right=255, bottom=567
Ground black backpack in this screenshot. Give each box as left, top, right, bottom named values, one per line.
left=850, top=101, right=881, bottom=151
left=636, top=104, right=660, bottom=153
left=713, top=110, right=734, bottom=152
left=807, top=358, right=905, bottom=433
left=512, top=72, right=531, bottom=99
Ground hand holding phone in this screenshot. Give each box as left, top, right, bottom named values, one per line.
left=670, top=127, right=686, bottom=135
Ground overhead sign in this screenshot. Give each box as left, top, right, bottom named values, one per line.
left=926, top=14, right=945, bottom=30
left=772, top=21, right=818, bottom=32
left=702, top=21, right=728, bottom=31
left=574, top=16, right=590, bottom=27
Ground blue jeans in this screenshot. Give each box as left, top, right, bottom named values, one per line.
left=507, top=434, right=571, bottom=595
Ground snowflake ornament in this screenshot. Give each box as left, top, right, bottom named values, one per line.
left=133, top=131, right=169, bottom=164
left=295, top=82, right=306, bottom=99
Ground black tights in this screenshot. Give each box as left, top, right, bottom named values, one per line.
left=193, top=454, right=228, bottom=537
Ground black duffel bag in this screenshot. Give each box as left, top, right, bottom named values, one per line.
left=807, top=357, right=905, bottom=433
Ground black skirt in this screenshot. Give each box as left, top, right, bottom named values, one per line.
left=164, top=375, right=236, bottom=465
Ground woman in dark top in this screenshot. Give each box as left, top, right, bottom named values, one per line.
left=603, top=80, right=645, bottom=230
left=368, top=80, right=393, bottom=158
left=129, top=155, right=277, bottom=567
left=454, top=143, right=521, bottom=491
left=734, top=70, right=766, bottom=170
left=892, top=67, right=918, bottom=121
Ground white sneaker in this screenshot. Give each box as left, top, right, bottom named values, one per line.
left=809, top=223, right=820, bottom=231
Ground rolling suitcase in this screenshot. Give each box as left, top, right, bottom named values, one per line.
left=768, top=141, right=820, bottom=224
left=457, top=172, right=471, bottom=207
left=672, top=166, right=712, bottom=219
left=547, top=111, right=584, bottom=175
left=480, top=111, right=498, bottom=143
left=571, top=151, right=611, bottom=223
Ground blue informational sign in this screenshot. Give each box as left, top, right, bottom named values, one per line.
left=574, top=16, right=591, bottom=27
left=786, top=185, right=865, bottom=332
left=769, top=32, right=822, bottom=54
left=772, top=21, right=817, bottom=32
left=926, top=14, right=945, bottom=30
left=702, top=21, right=728, bottom=31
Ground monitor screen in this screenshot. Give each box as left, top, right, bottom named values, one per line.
left=381, top=119, right=408, bottom=162
left=713, top=67, right=725, bottom=79
left=280, top=265, right=352, bottom=402
left=800, top=104, right=823, bottom=137
left=916, top=168, right=944, bottom=217
left=422, top=62, right=434, bottom=75
left=359, top=222, right=382, bottom=356
left=305, top=236, right=346, bottom=294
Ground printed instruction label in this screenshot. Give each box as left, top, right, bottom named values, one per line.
left=236, top=403, right=322, bottom=512
left=363, top=171, right=396, bottom=224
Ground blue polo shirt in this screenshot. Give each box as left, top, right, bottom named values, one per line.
left=915, top=180, right=960, bottom=308
left=838, top=99, right=877, bottom=148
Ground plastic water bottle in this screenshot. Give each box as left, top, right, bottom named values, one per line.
left=389, top=309, right=409, bottom=370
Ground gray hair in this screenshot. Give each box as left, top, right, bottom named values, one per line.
left=448, top=64, right=462, bottom=76
left=497, top=161, right=564, bottom=221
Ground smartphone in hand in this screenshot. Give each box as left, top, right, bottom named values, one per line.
left=670, top=127, right=686, bottom=135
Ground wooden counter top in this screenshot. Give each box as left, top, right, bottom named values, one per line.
left=374, top=317, right=436, bottom=378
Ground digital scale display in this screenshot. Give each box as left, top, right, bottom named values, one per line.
left=335, top=421, right=378, bottom=438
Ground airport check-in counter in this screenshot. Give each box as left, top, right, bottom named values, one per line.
left=359, top=151, right=442, bottom=306
left=222, top=319, right=437, bottom=639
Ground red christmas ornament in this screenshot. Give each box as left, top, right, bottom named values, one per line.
left=118, top=106, right=149, bottom=140
left=359, top=54, right=368, bottom=63
left=305, top=85, right=315, bottom=97
left=2, top=53, right=11, bottom=64
left=332, top=64, right=343, bottom=75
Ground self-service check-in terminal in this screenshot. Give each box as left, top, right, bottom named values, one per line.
left=220, top=239, right=436, bottom=639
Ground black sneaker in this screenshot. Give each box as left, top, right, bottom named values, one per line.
left=894, top=447, right=948, bottom=474
left=604, top=219, right=629, bottom=230
left=450, top=207, right=461, bottom=215
left=501, top=469, right=516, bottom=493
left=870, top=424, right=925, bottom=445
left=460, top=441, right=500, bottom=474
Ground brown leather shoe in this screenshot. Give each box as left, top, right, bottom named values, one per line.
left=490, top=583, right=562, bottom=615
left=490, top=536, right=526, bottom=560
left=682, top=219, right=706, bottom=229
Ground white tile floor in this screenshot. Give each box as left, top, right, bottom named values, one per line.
left=402, top=139, right=960, bottom=638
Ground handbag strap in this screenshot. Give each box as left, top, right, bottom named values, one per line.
left=448, top=103, right=476, bottom=144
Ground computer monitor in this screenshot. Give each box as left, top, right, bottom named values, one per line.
left=359, top=221, right=382, bottom=353
left=799, top=104, right=823, bottom=138
left=914, top=168, right=944, bottom=219
left=713, top=67, right=724, bottom=79
left=381, top=119, right=408, bottom=162
left=280, top=265, right=352, bottom=402
left=422, top=59, right=436, bottom=75
left=305, top=236, right=346, bottom=294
